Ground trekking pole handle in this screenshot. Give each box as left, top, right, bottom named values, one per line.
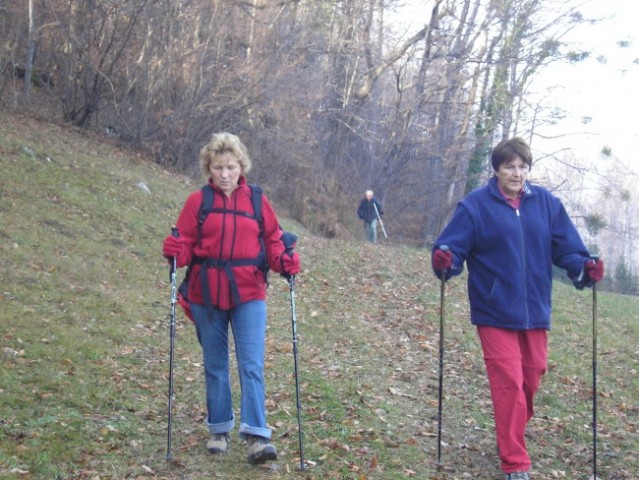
left=281, top=231, right=298, bottom=256
left=169, top=227, right=179, bottom=280
left=280, top=232, right=298, bottom=282
left=438, top=245, right=450, bottom=273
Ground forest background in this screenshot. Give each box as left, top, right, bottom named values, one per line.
left=2, top=0, right=638, bottom=295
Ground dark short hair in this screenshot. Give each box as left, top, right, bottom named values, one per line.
left=491, top=137, right=532, bottom=171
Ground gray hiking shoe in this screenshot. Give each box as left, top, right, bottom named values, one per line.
left=246, top=434, right=277, bottom=464
left=505, top=472, right=530, bottom=480
left=206, top=433, right=230, bottom=455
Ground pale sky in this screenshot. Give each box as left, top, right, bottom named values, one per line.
left=389, top=0, right=639, bottom=172
left=532, top=0, right=639, bottom=172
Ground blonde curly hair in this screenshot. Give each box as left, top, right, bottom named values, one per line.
left=199, top=132, right=252, bottom=180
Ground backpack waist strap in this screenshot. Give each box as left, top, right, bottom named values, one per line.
left=193, top=254, right=266, bottom=307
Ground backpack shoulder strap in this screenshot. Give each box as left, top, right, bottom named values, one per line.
left=199, top=184, right=262, bottom=241
left=248, top=184, right=263, bottom=224
left=248, top=184, right=268, bottom=280
left=198, top=184, right=214, bottom=246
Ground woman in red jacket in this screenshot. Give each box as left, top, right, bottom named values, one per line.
left=163, top=132, right=300, bottom=464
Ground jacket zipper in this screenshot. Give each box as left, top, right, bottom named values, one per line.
left=215, top=194, right=227, bottom=305
left=515, top=207, right=531, bottom=329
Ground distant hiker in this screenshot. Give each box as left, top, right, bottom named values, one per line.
left=431, top=137, right=604, bottom=480
left=357, top=189, right=383, bottom=243
left=162, top=132, right=300, bottom=465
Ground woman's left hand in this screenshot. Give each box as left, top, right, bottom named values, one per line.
left=574, top=258, right=604, bottom=290
left=585, top=258, right=604, bottom=282
left=281, top=251, right=301, bottom=276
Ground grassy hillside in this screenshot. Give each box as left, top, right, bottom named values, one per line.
left=1, top=112, right=638, bottom=480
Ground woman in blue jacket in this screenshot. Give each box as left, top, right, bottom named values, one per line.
left=431, top=137, right=604, bottom=480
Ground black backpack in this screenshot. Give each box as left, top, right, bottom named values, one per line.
left=178, top=184, right=267, bottom=308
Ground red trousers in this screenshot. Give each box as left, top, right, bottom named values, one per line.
left=477, top=326, right=548, bottom=474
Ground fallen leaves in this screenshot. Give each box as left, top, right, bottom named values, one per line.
left=2, top=121, right=638, bottom=480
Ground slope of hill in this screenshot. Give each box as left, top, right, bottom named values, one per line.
left=1, top=112, right=637, bottom=479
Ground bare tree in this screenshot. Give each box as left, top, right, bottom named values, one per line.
left=40, top=0, right=148, bottom=126
left=23, top=0, right=35, bottom=101
left=1, top=0, right=613, bottom=250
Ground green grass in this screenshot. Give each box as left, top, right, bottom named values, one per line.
left=1, top=112, right=638, bottom=479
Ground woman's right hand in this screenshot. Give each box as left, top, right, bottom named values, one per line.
left=163, top=234, right=183, bottom=259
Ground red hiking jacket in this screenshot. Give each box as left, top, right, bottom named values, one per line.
left=170, top=177, right=287, bottom=310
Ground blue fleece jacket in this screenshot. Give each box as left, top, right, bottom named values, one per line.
left=433, top=176, right=591, bottom=330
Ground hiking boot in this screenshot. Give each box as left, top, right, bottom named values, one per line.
left=246, top=434, right=277, bottom=464
left=206, top=433, right=230, bottom=455
left=505, top=472, right=531, bottom=480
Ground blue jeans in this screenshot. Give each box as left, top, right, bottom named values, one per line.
left=190, top=300, right=271, bottom=440
left=365, top=219, right=378, bottom=243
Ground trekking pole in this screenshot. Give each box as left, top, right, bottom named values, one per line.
left=373, top=202, right=388, bottom=239
left=166, top=227, right=179, bottom=462
left=436, top=245, right=449, bottom=468
left=281, top=232, right=306, bottom=470
left=591, top=256, right=599, bottom=480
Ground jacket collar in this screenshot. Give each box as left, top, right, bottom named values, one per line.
left=207, top=175, right=247, bottom=196
left=488, top=175, right=533, bottom=200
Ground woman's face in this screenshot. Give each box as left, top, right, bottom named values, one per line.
left=495, top=155, right=529, bottom=199
left=209, top=153, right=242, bottom=196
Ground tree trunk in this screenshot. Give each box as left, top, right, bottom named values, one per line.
left=23, top=0, right=35, bottom=101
